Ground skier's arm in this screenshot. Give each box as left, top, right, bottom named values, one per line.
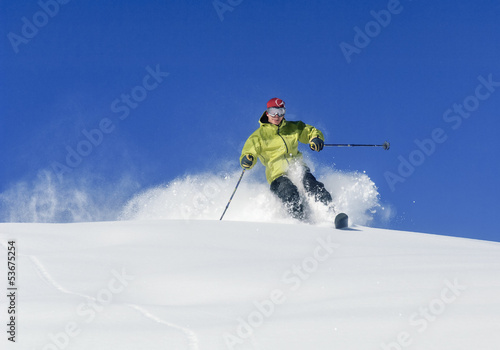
left=298, top=122, right=325, bottom=144
left=298, top=122, right=325, bottom=152
left=240, top=133, right=261, bottom=170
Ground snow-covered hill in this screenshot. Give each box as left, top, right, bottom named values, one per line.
left=1, top=219, right=500, bottom=350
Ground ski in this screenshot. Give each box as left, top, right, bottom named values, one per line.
left=335, top=213, right=349, bottom=229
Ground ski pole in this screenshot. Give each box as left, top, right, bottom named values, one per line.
left=324, top=141, right=390, bottom=150
left=219, top=169, right=246, bottom=221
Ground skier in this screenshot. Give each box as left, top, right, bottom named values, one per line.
left=240, top=97, right=333, bottom=221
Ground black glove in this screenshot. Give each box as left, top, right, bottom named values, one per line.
left=240, top=154, right=254, bottom=169
left=309, top=137, right=324, bottom=152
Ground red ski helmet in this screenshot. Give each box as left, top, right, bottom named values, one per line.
left=266, top=97, right=285, bottom=109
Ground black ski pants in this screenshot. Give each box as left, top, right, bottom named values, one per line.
left=270, top=171, right=332, bottom=220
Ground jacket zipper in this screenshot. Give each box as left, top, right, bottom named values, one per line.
left=277, top=125, right=290, bottom=164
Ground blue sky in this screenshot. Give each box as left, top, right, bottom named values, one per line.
left=1, top=0, right=499, bottom=241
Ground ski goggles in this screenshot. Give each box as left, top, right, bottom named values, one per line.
left=266, top=107, right=286, bottom=117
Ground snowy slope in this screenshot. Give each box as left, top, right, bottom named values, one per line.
left=1, top=220, right=500, bottom=350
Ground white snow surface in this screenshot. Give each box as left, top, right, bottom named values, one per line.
left=1, top=219, right=500, bottom=350
left=1, top=166, right=499, bottom=348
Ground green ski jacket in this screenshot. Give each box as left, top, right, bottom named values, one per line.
left=240, top=112, right=325, bottom=184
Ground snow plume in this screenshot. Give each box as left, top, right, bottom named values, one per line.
left=0, top=170, right=138, bottom=223
left=0, top=164, right=388, bottom=226
left=119, top=163, right=387, bottom=226
left=119, top=168, right=288, bottom=223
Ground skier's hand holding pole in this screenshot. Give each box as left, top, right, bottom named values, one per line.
left=240, top=154, right=254, bottom=168
left=309, top=137, right=324, bottom=152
